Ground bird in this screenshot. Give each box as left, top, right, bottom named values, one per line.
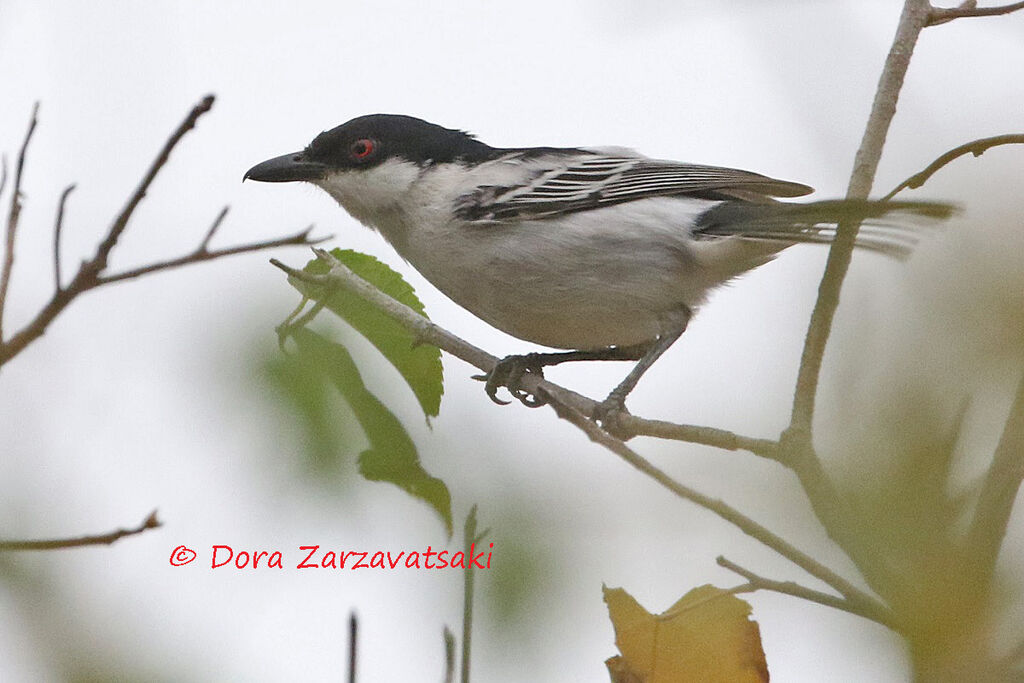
left=245, top=114, right=950, bottom=428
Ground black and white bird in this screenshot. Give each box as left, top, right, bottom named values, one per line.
left=245, top=114, right=950, bottom=424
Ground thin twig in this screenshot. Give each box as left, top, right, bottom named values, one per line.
left=717, top=556, right=895, bottom=626
left=52, top=184, right=76, bottom=292
left=0, top=95, right=324, bottom=368
left=0, top=103, right=39, bottom=341
left=348, top=611, right=357, bottom=683
left=882, top=134, right=1024, bottom=200
left=625, top=418, right=781, bottom=459
left=199, top=205, right=229, bottom=252
left=0, top=510, right=160, bottom=550
left=97, top=225, right=322, bottom=285
left=271, top=253, right=783, bottom=462
left=443, top=627, right=456, bottom=683
left=461, top=505, right=479, bottom=683
left=0, top=225, right=323, bottom=367
left=87, top=95, right=215, bottom=275
left=928, top=0, right=1024, bottom=25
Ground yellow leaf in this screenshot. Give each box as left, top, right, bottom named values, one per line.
left=604, top=584, right=768, bottom=683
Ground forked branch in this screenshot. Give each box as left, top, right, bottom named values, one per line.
left=0, top=95, right=326, bottom=369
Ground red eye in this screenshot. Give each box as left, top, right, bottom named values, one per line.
left=351, top=138, right=375, bottom=159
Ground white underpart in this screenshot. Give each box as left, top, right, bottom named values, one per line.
left=315, top=156, right=784, bottom=350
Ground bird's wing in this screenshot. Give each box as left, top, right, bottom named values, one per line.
left=453, top=153, right=814, bottom=222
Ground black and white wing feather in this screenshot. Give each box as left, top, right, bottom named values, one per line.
left=454, top=153, right=813, bottom=222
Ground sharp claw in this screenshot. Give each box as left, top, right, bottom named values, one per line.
left=479, top=354, right=547, bottom=408
left=485, top=379, right=511, bottom=405
left=520, top=392, right=547, bottom=408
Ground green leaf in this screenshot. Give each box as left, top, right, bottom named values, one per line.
left=291, top=328, right=452, bottom=535
left=261, top=344, right=351, bottom=477
left=297, top=248, right=443, bottom=419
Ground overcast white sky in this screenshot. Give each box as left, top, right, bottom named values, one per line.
left=1, top=1, right=1023, bottom=681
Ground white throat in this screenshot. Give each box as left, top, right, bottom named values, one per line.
left=314, top=158, right=423, bottom=231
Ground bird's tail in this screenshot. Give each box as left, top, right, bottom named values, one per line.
left=694, top=199, right=955, bottom=259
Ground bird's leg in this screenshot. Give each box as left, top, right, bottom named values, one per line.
left=475, top=345, right=649, bottom=408
left=593, top=307, right=692, bottom=434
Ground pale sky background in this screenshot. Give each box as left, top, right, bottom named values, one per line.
left=1, top=2, right=1023, bottom=681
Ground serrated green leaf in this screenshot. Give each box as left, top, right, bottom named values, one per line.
left=291, top=328, right=452, bottom=535
left=296, top=248, right=443, bottom=419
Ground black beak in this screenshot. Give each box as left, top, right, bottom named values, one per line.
left=244, top=152, right=328, bottom=183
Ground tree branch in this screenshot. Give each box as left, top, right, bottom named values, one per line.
left=928, top=1, right=1024, bottom=25
left=0, top=510, right=161, bottom=551
left=96, top=218, right=324, bottom=285
left=88, top=95, right=214, bottom=275
left=461, top=505, right=479, bottom=683
left=0, top=97, right=326, bottom=369
left=52, top=184, right=75, bottom=292
left=717, top=556, right=895, bottom=626
left=0, top=103, right=39, bottom=341
left=789, top=0, right=933, bottom=437
left=882, top=134, right=1024, bottom=200
left=778, top=1, right=937, bottom=582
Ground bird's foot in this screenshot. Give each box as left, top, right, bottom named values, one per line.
left=472, top=353, right=549, bottom=408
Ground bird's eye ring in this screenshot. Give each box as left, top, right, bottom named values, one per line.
left=350, top=138, right=376, bottom=160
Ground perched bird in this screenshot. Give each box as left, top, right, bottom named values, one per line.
left=245, top=114, right=949, bottom=425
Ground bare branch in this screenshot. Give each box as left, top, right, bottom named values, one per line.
left=789, top=0, right=932, bottom=436
left=611, top=417, right=781, bottom=459
left=718, top=556, right=894, bottom=626
left=0, top=510, right=161, bottom=551
left=882, top=134, right=1024, bottom=200
left=96, top=223, right=323, bottom=285
left=52, top=184, right=76, bottom=292
left=86, top=95, right=214, bottom=277
left=461, top=506, right=479, bottom=683
left=199, top=205, right=229, bottom=252
left=0, top=96, right=324, bottom=369
left=781, top=1, right=936, bottom=564
left=348, top=611, right=358, bottom=683
left=0, top=102, right=40, bottom=341
left=0, top=224, right=323, bottom=367
left=928, top=1, right=1024, bottom=25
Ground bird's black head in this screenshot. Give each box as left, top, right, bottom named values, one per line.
left=244, top=114, right=497, bottom=183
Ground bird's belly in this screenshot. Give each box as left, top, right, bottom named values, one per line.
left=400, top=214, right=711, bottom=350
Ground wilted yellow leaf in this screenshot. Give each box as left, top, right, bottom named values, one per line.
left=604, top=584, right=768, bottom=683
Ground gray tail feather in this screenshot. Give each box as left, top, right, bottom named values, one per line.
left=694, top=199, right=956, bottom=259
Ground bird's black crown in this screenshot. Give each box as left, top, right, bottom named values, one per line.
left=304, top=114, right=499, bottom=168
